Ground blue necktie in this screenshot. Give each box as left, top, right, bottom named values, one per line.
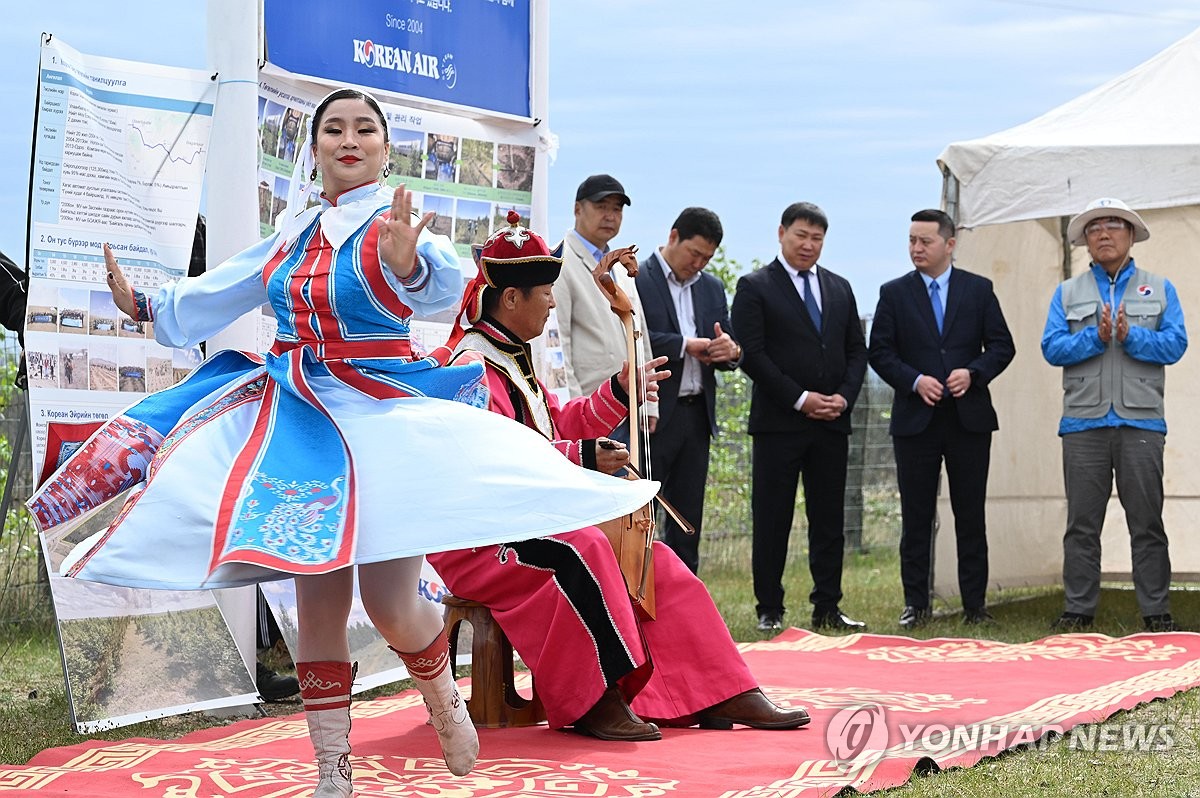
left=930, top=280, right=944, bottom=334
left=801, top=270, right=821, bottom=330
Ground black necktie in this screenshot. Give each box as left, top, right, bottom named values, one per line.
left=801, top=270, right=821, bottom=330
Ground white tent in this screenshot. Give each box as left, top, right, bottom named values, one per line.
left=940, top=27, right=1200, bottom=229
left=930, top=27, right=1200, bottom=601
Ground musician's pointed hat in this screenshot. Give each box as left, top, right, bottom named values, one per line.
left=471, top=209, right=563, bottom=291
left=430, top=210, right=563, bottom=362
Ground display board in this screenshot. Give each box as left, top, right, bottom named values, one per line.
left=263, top=0, right=532, bottom=119
left=26, top=37, right=213, bottom=471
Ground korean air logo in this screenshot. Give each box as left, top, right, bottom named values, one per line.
left=352, top=39, right=441, bottom=78
left=1137, top=284, right=1154, bottom=297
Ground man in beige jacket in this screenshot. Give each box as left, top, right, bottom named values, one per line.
left=554, top=174, right=658, bottom=442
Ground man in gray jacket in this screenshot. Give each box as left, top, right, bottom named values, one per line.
left=1041, top=198, right=1187, bottom=633
left=553, top=174, right=656, bottom=443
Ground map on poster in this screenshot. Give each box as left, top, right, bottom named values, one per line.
left=26, top=38, right=214, bottom=472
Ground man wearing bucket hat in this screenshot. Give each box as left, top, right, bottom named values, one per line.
left=427, top=213, right=811, bottom=741
left=1042, top=198, right=1188, bottom=633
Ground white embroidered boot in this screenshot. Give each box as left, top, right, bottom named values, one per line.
left=298, top=660, right=356, bottom=798
left=392, top=632, right=479, bottom=776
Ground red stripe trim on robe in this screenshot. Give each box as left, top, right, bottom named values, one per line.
left=284, top=350, right=359, bottom=570
left=306, top=233, right=342, bottom=343
left=358, top=212, right=417, bottom=322
left=322, top=359, right=415, bottom=400
left=210, top=379, right=280, bottom=575
left=283, top=349, right=358, bottom=570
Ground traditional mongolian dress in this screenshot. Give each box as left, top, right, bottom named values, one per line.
left=28, top=184, right=656, bottom=590
left=427, top=319, right=757, bottom=729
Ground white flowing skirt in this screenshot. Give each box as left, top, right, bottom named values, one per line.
left=54, top=365, right=657, bottom=591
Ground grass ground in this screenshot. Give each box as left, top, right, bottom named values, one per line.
left=2, top=536, right=1199, bottom=795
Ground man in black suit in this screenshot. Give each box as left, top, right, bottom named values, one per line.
left=731, top=202, right=868, bottom=632
left=868, top=209, right=1015, bottom=628
left=636, top=207, right=740, bottom=573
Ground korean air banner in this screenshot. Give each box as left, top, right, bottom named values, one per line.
left=264, top=0, right=532, bottom=119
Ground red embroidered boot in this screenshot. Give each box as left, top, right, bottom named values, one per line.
left=298, top=661, right=356, bottom=798
left=392, top=632, right=479, bottom=776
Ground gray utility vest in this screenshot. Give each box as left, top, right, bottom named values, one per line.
left=1061, top=267, right=1167, bottom=419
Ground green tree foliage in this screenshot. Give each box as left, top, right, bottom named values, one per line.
left=703, top=248, right=757, bottom=537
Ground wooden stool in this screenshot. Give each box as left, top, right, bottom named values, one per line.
left=442, top=595, right=546, bottom=728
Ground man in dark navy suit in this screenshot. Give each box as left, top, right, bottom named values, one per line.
left=868, top=209, right=1015, bottom=628
left=636, top=207, right=740, bottom=573
left=731, top=202, right=868, bottom=632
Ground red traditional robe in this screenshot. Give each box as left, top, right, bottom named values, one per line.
left=427, top=320, right=757, bottom=728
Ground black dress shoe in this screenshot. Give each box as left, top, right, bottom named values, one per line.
left=1144, top=613, right=1180, bottom=632
left=256, top=662, right=299, bottom=701
left=697, top=688, right=811, bottom=730
left=811, top=607, right=866, bottom=631
left=757, top=612, right=783, bottom=632
left=572, top=686, right=662, bottom=741
left=1050, top=611, right=1094, bottom=631
left=962, top=607, right=996, bottom=625
left=898, top=606, right=931, bottom=629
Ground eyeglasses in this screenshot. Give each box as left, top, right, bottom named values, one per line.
left=1085, top=219, right=1129, bottom=236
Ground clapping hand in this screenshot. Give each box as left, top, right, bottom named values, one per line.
left=1097, top=302, right=1113, bottom=343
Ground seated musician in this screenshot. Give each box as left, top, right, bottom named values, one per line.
left=426, top=213, right=809, bottom=741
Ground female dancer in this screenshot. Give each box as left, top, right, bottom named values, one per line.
left=29, top=88, right=654, bottom=796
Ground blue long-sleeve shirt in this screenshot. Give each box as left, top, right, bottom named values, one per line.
left=1041, top=259, right=1187, bottom=435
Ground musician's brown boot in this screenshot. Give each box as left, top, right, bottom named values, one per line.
left=572, top=686, right=662, bottom=742
left=697, top=688, right=811, bottom=730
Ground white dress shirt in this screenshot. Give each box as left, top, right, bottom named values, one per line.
left=654, top=249, right=703, bottom=397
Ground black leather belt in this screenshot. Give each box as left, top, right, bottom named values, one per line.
left=677, top=393, right=704, bottom=406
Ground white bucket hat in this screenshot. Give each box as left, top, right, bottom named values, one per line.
left=1066, top=197, right=1150, bottom=246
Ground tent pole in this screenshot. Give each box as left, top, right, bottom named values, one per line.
left=1059, top=217, right=1073, bottom=281
left=940, top=165, right=960, bottom=225
left=204, top=0, right=261, bottom=704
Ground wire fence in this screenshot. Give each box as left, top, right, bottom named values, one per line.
left=699, top=369, right=901, bottom=559
left=0, top=332, right=43, bottom=628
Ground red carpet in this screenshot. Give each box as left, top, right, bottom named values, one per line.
left=4, top=628, right=1200, bottom=796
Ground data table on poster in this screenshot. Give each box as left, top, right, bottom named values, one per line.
left=30, top=249, right=177, bottom=289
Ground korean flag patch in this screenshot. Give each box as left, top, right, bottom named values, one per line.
left=1137, top=284, right=1154, bottom=297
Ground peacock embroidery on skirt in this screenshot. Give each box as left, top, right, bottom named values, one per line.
left=230, top=474, right=347, bottom=563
